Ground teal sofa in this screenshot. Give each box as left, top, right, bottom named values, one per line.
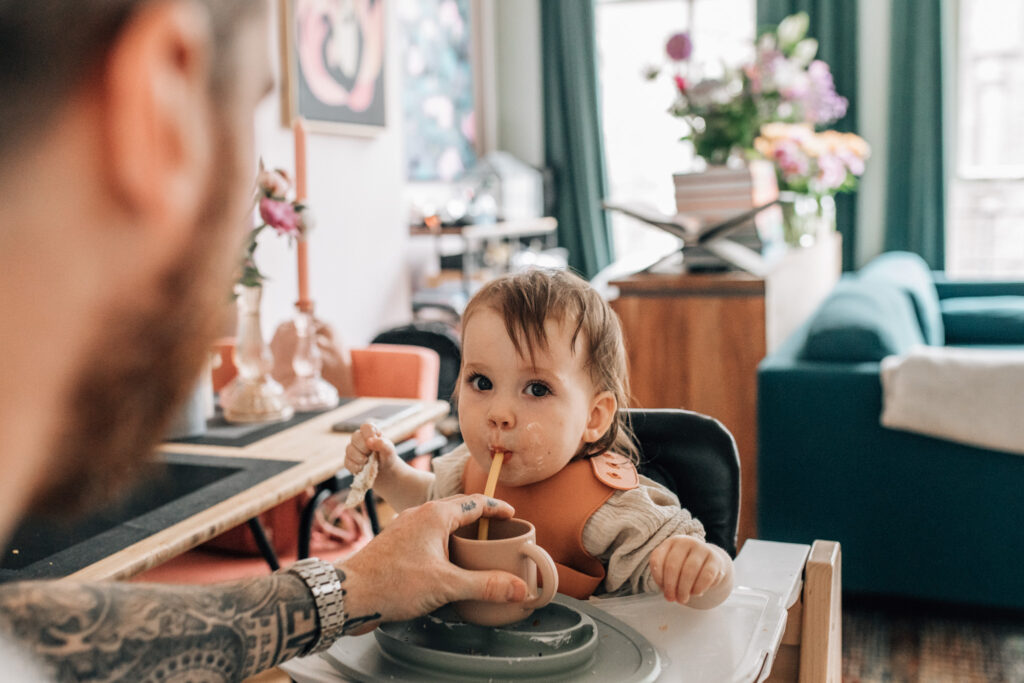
left=758, top=251, right=1024, bottom=609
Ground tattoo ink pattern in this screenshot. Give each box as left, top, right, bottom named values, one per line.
left=0, top=573, right=318, bottom=682
left=461, top=501, right=477, bottom=512
left=333, top=571, right=381, bottom=638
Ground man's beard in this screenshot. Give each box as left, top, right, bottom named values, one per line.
left=29, top=129, right=244, bottom=517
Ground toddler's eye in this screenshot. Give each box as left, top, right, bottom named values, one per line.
left=468, top=374, right=492, bottom=391
left=526, top=382, right=550, bottom=397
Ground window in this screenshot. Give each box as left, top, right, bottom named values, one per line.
left=947, top=0, right=1024, bottom=277
left=595, top=0, right=756, bottom=263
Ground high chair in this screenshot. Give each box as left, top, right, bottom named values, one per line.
left=628, top=408, right=740, bottom=557
left=627, top=408, right=841, bottom=682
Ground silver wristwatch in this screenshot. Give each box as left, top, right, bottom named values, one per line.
left=287, top=557, right=346, bottom=654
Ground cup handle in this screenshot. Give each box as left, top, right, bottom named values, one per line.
left=520, top=541, right=559, bottom=609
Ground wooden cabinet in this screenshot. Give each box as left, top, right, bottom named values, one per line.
left=610, top=233, right=840, bottom=546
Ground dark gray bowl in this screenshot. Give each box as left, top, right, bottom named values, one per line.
left=374, top=601, right=598, bottom=678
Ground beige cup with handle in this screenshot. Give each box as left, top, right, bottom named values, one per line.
left=449, top=517, right=559, bottom=626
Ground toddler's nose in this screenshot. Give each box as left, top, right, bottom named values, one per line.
left=487, top=403, right=515, bottom=430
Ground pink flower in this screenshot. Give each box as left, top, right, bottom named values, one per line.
left=774, top=141, right=809, bottom=179
left=259, top=197, right=301, bottom=237
left=674, top=75, right=688, bottom=93
left=839, top=150, right=865, bottom=177
left=665, top=32, right=692, bottom=62
left=813, top=153, right=847, bottom=191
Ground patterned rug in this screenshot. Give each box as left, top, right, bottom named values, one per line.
left=843, top=596, right=1024, bottom=682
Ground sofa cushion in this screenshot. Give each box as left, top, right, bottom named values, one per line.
left=801, top=280, right=925, bottom=362
left=941, top=296, right=1024, bottom=345
left=859, top=251, right=944, bottom=345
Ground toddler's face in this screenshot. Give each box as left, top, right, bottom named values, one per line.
left=458, top=308, right=611, bottom=487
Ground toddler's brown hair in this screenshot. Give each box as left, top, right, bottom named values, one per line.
left=459, top=268, right=638, bottom=463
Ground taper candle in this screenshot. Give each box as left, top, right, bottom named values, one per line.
left=292, top=117, right=311, bottom=310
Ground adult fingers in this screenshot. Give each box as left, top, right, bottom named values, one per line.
left=435, top=494, right=515, bottom=534
left=447, top=566, right=528, bottom=605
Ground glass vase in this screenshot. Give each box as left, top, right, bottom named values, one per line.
left=220, top=284, right=294, bottom=424
left=779, top=192, right=836, bottom=247
left=284, top=307, right=340, bottom=412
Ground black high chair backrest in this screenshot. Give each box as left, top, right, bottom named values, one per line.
left=627, top=409, right=740, bottom=558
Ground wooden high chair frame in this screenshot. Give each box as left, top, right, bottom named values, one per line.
left=765, top=540, right=842, bottom=683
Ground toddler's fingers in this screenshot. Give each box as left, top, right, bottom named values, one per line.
left=365, top=433, right=389, bottom=452
left=344, top=442, right=369, bottom=473
left=676, top=552, right=710, bottom=604
left=648, top=545, right=666, bottom=589
left=358, top=421, right=381, bottom=442
left=658, top=546, right=686, bottom=603
left=690, top=560, right=722, bottom=598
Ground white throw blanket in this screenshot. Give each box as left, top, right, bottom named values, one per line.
left=880, top=345, right=1024, bottom=455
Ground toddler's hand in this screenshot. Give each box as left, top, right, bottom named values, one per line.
left=649, top=535, right=728, bottom=605
left=344, top=422, right=399, bottom=476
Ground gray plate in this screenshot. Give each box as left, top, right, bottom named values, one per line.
left=324, top=594, right=661, bottom=682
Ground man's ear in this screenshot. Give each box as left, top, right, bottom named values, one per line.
left=583, top=390, right=618, bottom=443
left=104, top=0, right=214, bottom=248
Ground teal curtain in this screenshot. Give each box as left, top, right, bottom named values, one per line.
left=541, top=0, right=613, bottom=280
left=882, top=1, right=945, bottom=268
left=758, top=0, right=859, bottom=271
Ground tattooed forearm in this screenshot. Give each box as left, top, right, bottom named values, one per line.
left=0, top=572, right=318, bottom=682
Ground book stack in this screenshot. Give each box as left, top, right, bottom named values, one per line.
left=672, top=161, right=781, bottom=250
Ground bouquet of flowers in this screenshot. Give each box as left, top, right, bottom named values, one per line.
left=753, top=122, right=870, bottom=197
left=649, top=12, right=849, bottom=165
left=239, top=162, right=314, bottom=288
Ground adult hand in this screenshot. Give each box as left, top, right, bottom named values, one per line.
left=270, top=318, right=354, bottom=395
left=335, top=494, right=528, bottom=634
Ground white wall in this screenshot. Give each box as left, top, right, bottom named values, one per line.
left=494, top=0, right=545, bottom=167
left=250, top=3, right=412, bottom=347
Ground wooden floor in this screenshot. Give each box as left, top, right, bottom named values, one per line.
left=843, top=595, right=1024, bottom=682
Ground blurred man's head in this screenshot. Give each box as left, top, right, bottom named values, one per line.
left=0, top=0, right=272, bottom=512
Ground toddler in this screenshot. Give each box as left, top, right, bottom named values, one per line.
left=345, top=269, right=733, bottom=607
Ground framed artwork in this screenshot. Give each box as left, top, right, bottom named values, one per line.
left=397, top=0, right=478, bottom=181
left=279, top=0, right=387, bottom=136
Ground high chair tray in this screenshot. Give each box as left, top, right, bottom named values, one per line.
left=591, top=586, right=788, bottom=682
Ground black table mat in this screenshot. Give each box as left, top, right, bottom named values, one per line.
left=1, top=452, right=297, bottom=581
left=168, top=397, right=355, bottom=448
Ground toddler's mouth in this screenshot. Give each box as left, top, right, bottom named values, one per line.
left=488, top=446, right=511, bottom=460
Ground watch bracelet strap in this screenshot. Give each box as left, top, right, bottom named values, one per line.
left=286, top=557, right=346, bottom=654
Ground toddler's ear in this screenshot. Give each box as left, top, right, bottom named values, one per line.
left=583, top=391, right=617, bottom=443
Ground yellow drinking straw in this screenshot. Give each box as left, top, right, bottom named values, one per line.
left=477, top=450, right=505, bottom=540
